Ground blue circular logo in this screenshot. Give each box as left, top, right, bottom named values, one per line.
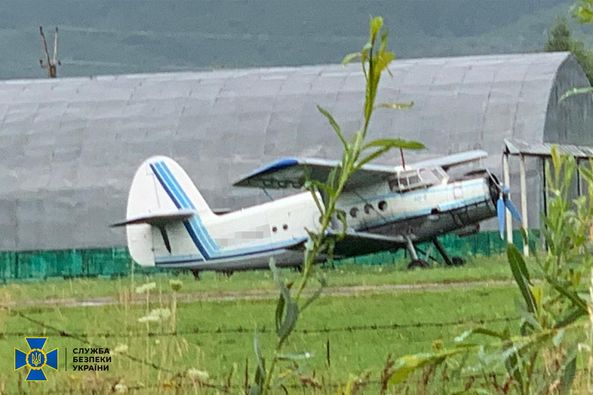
left=27, top=349, right=46, bottom=369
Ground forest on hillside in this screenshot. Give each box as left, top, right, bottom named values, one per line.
left=0, top=0, right=582, bottom=79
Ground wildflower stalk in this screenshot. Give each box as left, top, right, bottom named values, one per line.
left=258, top=16, right=423, bottom=395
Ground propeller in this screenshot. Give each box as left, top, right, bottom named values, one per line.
left=496, top=185, right=522, bottom=239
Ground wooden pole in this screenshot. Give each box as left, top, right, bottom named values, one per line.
left=519, top=155, right=529, bottom=256
left=503, top=153, right=513, bottom=244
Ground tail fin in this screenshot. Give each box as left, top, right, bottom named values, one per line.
left=124, top=156, right=215, bottom=266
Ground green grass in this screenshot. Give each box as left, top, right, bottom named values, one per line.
left=0, top=254, right=515, bottom=304
left=0, top=255, right=521, bottom=393
left=0, top=285, right=518, bottom=393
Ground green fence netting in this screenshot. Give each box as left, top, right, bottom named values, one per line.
left=0, top=231, right=537, bottom=282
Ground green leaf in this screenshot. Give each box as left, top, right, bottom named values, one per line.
left=301, top=275, right=327, bottom=314
left=560, top=86, right=593, bottom=102
left=454, top=327, right=508, bottom=343
left=335, top=209, right=348, bottom=234
left=363, top=138, right=425, bottom=151
left=356, top=147, right=391, bottom=169
left=369, top=16, right=384, bottom=41
left=560, top=355, right=577, bottom=394
left=552, top=328, right=565, bottom=347
left=253, top=335, right=266, bottom=378
left=545, top=275, right=588, bottom=318
left=573, top=4, right=593, bottom=23
left=274, top=289, right=285, bottom=335
left=269, top=258, right=300, bottom=341
left=503, top=342, right=524, bottom=393
left=388, top=349, right=465, bottom=386
left=375, top=101, right=414, bottom=110
left=277, top=300, right=299, bottom=341
left=317, top=105, right=348, bottom=149
left=507, top=244, right=537, bottom=314
left=277, top=351, right=313, bottom=361
left=341, top=52, right=360, bottom=65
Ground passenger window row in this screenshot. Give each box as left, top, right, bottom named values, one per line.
left=272, top=224, right=289, bottom=233
left=349, top=200, right=387, bottom=218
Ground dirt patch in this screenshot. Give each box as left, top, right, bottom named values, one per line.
left=0, top=280, right=513, bottom=309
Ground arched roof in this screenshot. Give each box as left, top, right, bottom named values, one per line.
left=0, top=52, right=590, bottom=250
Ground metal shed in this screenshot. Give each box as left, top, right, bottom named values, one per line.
left=0, top=51, right=591, bottom=253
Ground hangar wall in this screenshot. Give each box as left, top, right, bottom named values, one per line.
left=0, top=52, right=591, bottom=258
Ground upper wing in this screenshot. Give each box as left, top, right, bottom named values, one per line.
left=408, top=150, right=487, bottom=171
left=233, top=150, right=488, bottom=191
left=233, top=157, right=396, bottom=191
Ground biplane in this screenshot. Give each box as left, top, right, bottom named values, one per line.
left=113, top=150, right=521, bottom=273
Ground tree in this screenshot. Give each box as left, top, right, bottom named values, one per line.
left=545, top=18, right=572, bottom=52
left=545, top=18, right=593, bottom=84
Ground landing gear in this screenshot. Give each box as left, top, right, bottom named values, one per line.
left=432, top=238, right=465, bottom=266
left=404, top=236, right=465, bottom=269
left=405, top=236, right=430, bottom=269
left=407, top=259, right=430, bottom=269
left=191, top=269, right=201, bottom=280
left=451, top=256, right=465, bottom=266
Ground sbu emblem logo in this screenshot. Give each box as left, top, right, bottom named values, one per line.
left=15, top=337, right=58, bottom=381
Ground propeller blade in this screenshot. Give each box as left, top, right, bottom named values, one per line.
left=497, top=197, right=506, bottom=239
left=504, top=198, right=522, bottom=223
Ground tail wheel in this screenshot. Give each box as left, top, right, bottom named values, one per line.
left=407, top=259, right=430, bottom=269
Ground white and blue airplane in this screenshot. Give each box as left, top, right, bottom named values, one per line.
left=113, top=151, right=521, bottom=275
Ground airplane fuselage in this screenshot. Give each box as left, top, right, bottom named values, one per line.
left=146, top=166, right=496, bottom=271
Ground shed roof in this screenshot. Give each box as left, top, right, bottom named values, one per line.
left=0, top=52, right=591, bottom=250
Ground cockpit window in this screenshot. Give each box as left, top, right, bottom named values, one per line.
left=424, top=168, right=447, bottom=183
left=389, top=167, right=444, bottom=192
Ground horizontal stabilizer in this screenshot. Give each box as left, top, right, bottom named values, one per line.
left=111, top=209, right=197, bottom=227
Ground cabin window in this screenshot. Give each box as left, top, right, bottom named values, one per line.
left=388, top=178, right=399, bottom=192
left=419, top=168, right=442, bottom=185
left=349, top=207, right=359, bottom=218
left=364, top=203, right=373, bottom=214
left=378, top=201, right=387, bottom=211
left=408, top=175, right=420, bottom=185
left=283, top=224, right=288, bottom=230
left=272, top=226, right=278, bottom=233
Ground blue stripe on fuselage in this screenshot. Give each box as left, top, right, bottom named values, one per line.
left=150, top=162, right=212, bottom=259
left=151, top=160, right=305, bottom=261
left=154, top=161, right=218, bottom=252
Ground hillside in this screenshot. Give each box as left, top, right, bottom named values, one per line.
left=0, top=0, right=577, bottom=79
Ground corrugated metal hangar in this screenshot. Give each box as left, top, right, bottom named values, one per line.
left=0, top=51, right=592, bottom=253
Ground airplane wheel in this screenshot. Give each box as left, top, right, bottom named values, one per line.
left=407, top=259, right=430, bottom=269
left=191, top=270, right=201, bottom=280
left=452, top=257, right=465, bottom=266
left=221, top=270, right=234, bottom=277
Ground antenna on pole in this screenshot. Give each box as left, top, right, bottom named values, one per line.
left=39, top=26, right=61, bottom=78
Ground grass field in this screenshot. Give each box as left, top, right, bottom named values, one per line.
left=0, top=256, right=521, bottom=394
left=0, top=254, right=515, bottom=304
